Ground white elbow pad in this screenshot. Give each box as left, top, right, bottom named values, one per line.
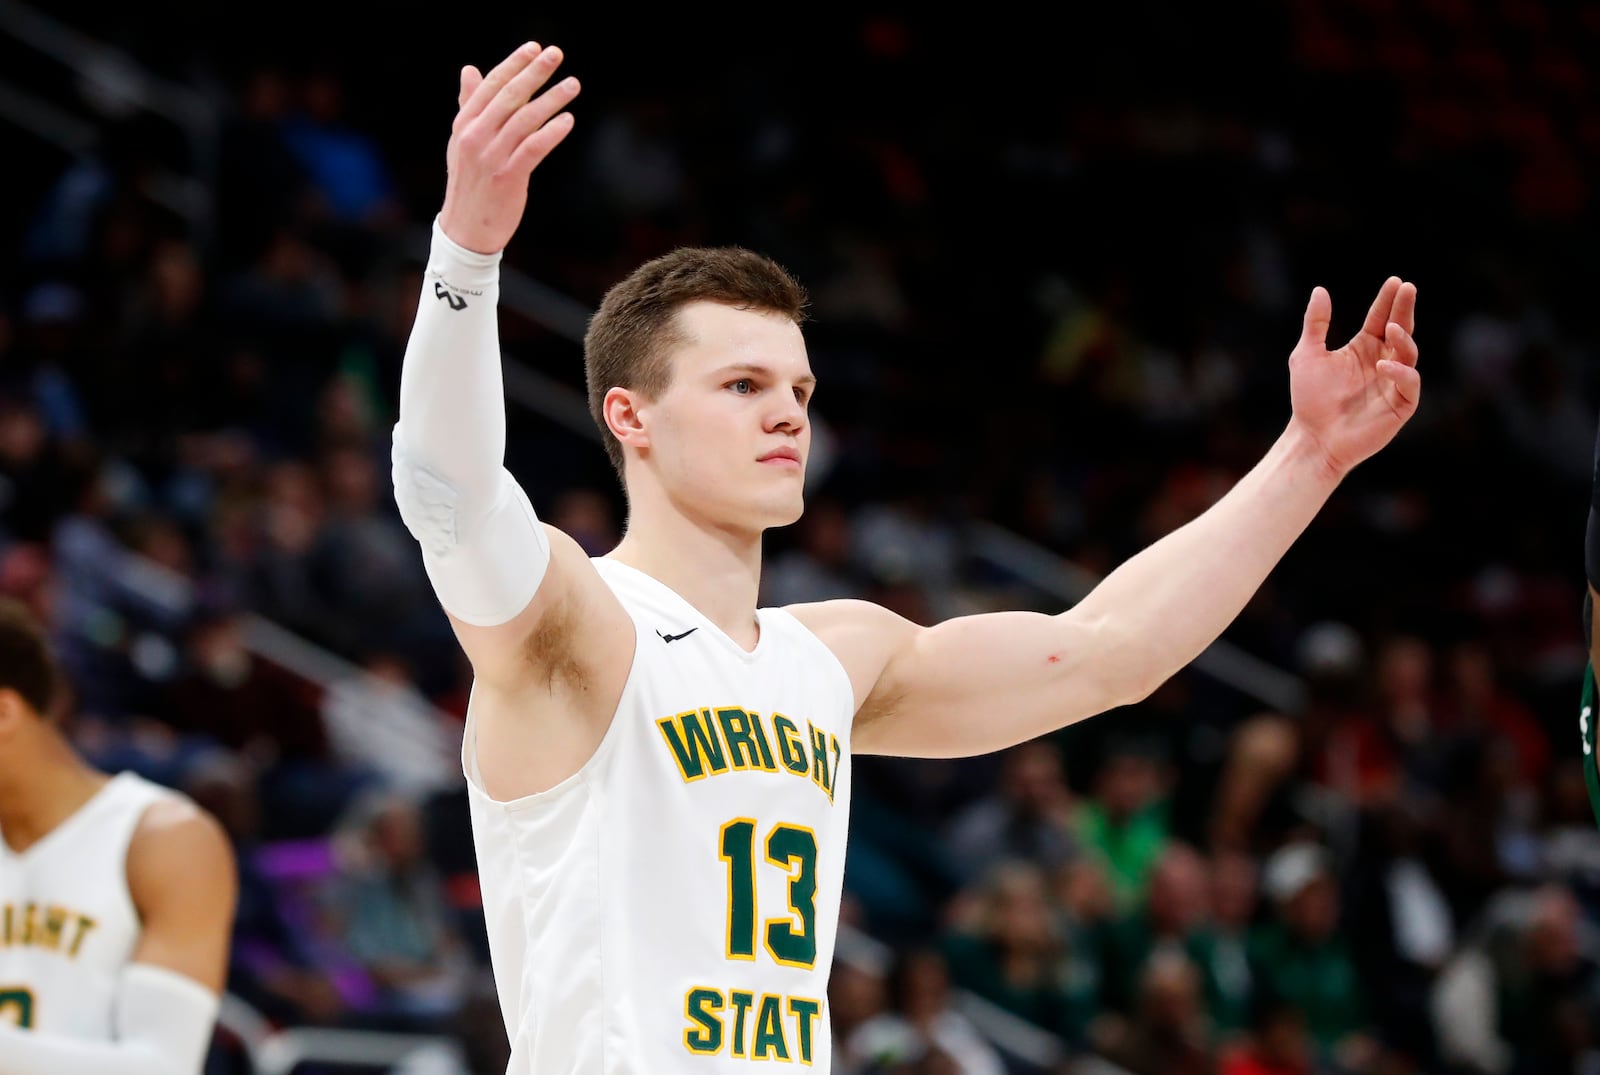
left=115, top=964, right=219, bottom=1075
left=392, top=432, right=550, bottom=626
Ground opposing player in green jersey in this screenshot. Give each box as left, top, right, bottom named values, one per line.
left=1583, top=409, right=1600, bottom=827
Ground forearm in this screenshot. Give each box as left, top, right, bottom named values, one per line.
left=395, top=218, right=506, bottom=485
left=1071, top=420, right=1341, bottom=700
left=391, top=219, right=549, bottom=626
left=0, top=1029, right=178, bottom=1075
left=0, top=965, right=218, bottom=1075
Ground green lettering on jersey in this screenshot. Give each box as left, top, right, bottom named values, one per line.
left=808, top=722, right=833, bottom=799
left=656, top=710, right=729, bottom=781
left=716, top=708, right=776, bottom=772
left=772, top=715, right=809, bottom=775
left=729, top=990, right=755, bottom=1057
left=752, top=994, right=791, bottom=1060
left=763, top=825, right=819, bottom=969
left=788, top=997, right=822, bottom=1064
left=683, top=987, right=724, bottom=1054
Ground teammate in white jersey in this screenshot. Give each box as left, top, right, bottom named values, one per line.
left=391, top=42, right=1422, bottom=1072
left=0, top=599, right=237, bottom=1074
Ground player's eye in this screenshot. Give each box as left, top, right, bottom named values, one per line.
left=730, top=379, right=754, bottom=395
left=794, top=387, right=810, bottom=405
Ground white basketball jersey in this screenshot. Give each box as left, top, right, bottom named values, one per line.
left=0, top=771, right=175, bottom=1038
left=465, top=559, right=856, bottom=1073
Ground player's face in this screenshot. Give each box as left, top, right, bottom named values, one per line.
left=642, top=301, right=813, bottom=532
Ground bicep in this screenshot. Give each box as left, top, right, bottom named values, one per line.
left=127, top=805, right=237, bottom=994
left=449, top=523, right=633, bottom=693
left=853, top=608, right=1126, bottom=759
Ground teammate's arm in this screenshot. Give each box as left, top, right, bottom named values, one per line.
left=392, top=42, right=633, bottom=785
left=808, top=279, right=1421, bottom=758
left=0, top=800, right=236, bottom=1075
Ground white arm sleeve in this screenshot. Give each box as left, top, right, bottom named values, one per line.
left=0, top=963, right=219, bottom=1075
left=392, top=218, right=550, bottom=627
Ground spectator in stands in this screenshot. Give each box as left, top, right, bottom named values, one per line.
left=1100, top=842, right=1213, bottom=1017
left=1217, top=995, right=1315, bottom=1075
left=941, top=860, right=1098, bottom=1048
left=1495, top=885, right=1600, bottom=1075
left=162, top=602, right=371, bottom=838
left=844, top=947, right=1004, bottom=1075
left=184, top=753, right=349, bottom=1029
left=330, top=790, right=473, bottom=1032
left=1072, top=737, right=1171, bottom=913
left=1093, top=949, right=1215, bottom=1075
left=830, top=957, right=890, bottom=1075
left=945, top=739, right=1079, bottom=884
left=1204, top=849, right=1261, bottom=1043
left=1249, top=843, right=1372, bottom=1070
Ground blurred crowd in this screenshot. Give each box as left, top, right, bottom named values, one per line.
left=5, top=1, right=1600, bottom=1073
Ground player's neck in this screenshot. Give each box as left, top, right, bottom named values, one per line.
left=0, top=731, right=108, bottom=854
left=609, top=499, right=763, bottom=651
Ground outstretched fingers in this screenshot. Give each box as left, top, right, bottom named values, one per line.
left=490, top=73, right=581, bottom=163
left=478, top=45, right=568, bottom=134
left=458, top=66, right=482, bottom=110
left=458, top=42, right=541, bottom=126
left=1356, top=276, right=1402, bottom=344
left=1390, top=280, right=1417, bottom=336
left=507, top=111, right=578, bottom=176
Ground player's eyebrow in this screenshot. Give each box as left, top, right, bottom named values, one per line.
left=717, top=362, right=816, bottom=387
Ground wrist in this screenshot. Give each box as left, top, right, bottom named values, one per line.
left=429, top=216, right=503, bottom=290
left=1279, top=418, right=1346, bottom=488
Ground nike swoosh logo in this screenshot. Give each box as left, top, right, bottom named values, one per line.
left=656, top=627, right=699, bottom=644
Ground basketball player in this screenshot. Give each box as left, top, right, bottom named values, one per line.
left=391, top=42, right=1421, bottom=1071
left=1581, top=407, right=1600, bottom=827
left=0, top=599, right=236, bottom=1073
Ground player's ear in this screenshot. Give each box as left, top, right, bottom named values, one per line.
left=604, top=387, right=651, bottom=455
left=0, top=688, right=29, bottom=740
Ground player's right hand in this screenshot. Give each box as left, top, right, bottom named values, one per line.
left=438, top=42, right=580, bottom=255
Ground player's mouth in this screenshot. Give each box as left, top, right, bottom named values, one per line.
left=758, top=447, right=802, bottom=469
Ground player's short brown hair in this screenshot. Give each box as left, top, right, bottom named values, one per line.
left=584, top=247, right=809, bottom=482
left=0, top=598, right=59, bottom=719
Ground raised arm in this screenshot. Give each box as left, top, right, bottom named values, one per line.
left=393, top=46, right=630, bottom=694
left=0, top=799, right=235, bottom=1075
left=810, top=278, right=1421, bottom=759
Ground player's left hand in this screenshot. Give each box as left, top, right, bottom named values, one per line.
left=1286, top=277, right=1420, bottom=478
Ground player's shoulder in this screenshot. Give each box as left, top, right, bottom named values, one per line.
left=780, top=597, right=915, bottom=644
left=128, top=790, right=236, bottom=878
left=779, top=598, right=918, bottom=709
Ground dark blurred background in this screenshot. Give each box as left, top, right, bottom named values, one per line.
left=3, top=1, right=1599, bottom=1073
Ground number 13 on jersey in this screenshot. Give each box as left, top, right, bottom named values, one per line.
left=682, top=817, right=824, bottom=1063
left=719, top=818, right=816, bottom=967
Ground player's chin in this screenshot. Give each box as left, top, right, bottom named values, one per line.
left=753, top=491, right=805, bottom=530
